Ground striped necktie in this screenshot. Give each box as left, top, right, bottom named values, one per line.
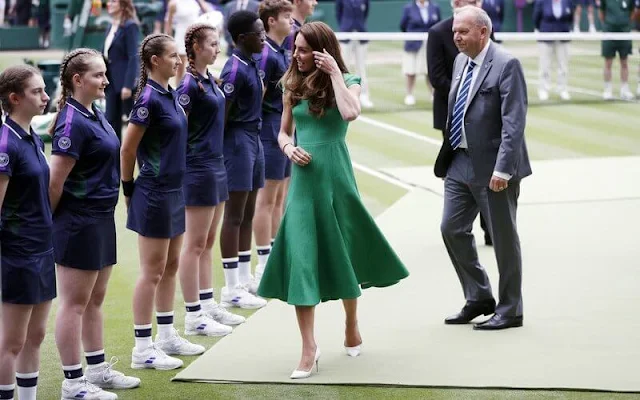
left=449, top=60, right=476, bottom=150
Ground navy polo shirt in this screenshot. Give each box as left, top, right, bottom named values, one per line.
left=177, top=71, right=226, bottom=164
left=51, top=98, right=121, bottom=214
left=257, top=36, right=288, bottom=123
left=129, top=79, right=188, bottom=191
left=220, top=50, right=263, bottom=132
left=0, top=117, right=53, bottom=256
left=282, top=18, right=303, bottom=64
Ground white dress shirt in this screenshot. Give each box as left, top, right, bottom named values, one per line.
left=416, top=1, right=429, bottom=23
left=455, top=41, right=512, bottom=180
left=104, top=23, right=118, bottom=59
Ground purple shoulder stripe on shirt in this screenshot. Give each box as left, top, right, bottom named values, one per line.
left=62, top=106, right=75, bottom=137
left=0, top=126, right=8, bottom=152
left=181, top=74, right=193, bottom=93
left=140, top=86, right=152, bottom=105
left=260, top=46, right=269, bottom=72
left=229, top=57, right=239, bottom=83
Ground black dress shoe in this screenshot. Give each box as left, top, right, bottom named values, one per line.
left=473, top=314, right=523, bottom=330
left=444, top=299, right=496, bottom=324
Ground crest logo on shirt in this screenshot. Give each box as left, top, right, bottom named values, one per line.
left=179, top=93, right=191, bottom=106
left=58, top=137, right=71, bottom=150
left=223, top=83, right=235, bottom=94
left=0, top=153, right=9, bottom=168
left=137, top=107, right=149, bottom=120
left=258, top=70, right=266, bottom=80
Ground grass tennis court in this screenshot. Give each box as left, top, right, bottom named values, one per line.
left=2, top=40, right=640, bottom=399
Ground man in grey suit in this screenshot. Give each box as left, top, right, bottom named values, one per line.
left=438, top=6, right=532, bottom=330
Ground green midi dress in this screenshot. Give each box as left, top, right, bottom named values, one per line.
left=256, top=74, right=409, bottom=306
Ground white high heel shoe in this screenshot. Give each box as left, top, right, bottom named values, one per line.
left=290, top=348, right=321, bottom=379
left=344, top=344, right=361, bottom=357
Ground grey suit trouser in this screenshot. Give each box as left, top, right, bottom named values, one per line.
left=440, top=150, right=523, bottom=317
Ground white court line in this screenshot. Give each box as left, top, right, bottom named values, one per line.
left=356, top=116, right=442, bottom=147
left=351, top=161, right=415, bottom=191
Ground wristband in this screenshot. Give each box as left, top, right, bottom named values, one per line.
left=282, top=143, right=293, bottom=153
left=122, top=180, right=135, bottom=197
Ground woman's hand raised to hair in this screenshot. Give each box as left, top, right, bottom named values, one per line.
left=313, top=49, right=341, bottom=77
left=284, top=144, right=312, bottom=167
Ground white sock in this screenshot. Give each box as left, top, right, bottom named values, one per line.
left=62, top=364, right=84, bottom=381
left=604, top=81, right=612, bottom=90
left=16, top=372, right=37, bottom=400
left=0, top=383, right=15, bottom=400
left=199, top=288, right=215, bottom=307
left=238, top=250, right=252, bottom=284
left=621, top=82, right=630, bottom=91
left=133, top=324, right=153, bottom=351
left=185, top=301, right=201, bottom=319
left=156, top=311, right=175, bottom=339
left=222, top=257, right=240, bottom=288
left=256, top=245, right=270, bottom=267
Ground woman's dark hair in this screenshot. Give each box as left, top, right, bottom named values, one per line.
left=117, top=0, right=140, bottom=25
left=135, top=33, right=175, bottom=100
left=0, top=64, right=41, bottom=115
left=184, top=23, right=217, bottom=92
left=48, top=48, right=103, bottom=134
left=282, top=21, right=349, bottom=118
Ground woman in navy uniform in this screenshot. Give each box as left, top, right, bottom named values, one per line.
left=0, top=65, right=52, bottom=400
left=121, top=33, right=204, bottom=372
left=533, top=0, right=574, bottom=101
left=482, top=0, right=505, bottom=34
left=176, top=23, right=246, bottom=337
left=250, top=0, right=293, bottom=295
left=400, top=0, right=441, bottom=106
left=217, top=10, right=268, bottom=309
left=48, top=48, right=141, bottom=400
left=104, top=0, right=141, bottom=139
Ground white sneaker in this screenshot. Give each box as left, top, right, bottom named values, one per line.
left=204, top=302, right=246, bottom=326
left=636, top=85, right=640, bottom=98
left=131, top=344, right=183, bottom=370
left=61, top=377, right=118, bottom=400
left=86, top=357, right=140, bottom=389
left=221, top=285, right=267, bottom=309
left=403, top=95, right=416, bottom=106
left=246, top=274, right=262, bottom=295
left=559, top=90, right=571, bottom=101
left=184, top=312, right=232, bottom=337
left=573, top=25, right=580, bottom=33
left=603, top=88, right=613, bottom=100
left=620, top=87, right=634, bottom=101
left=538, top=89, right=549, bottom=101
left=360, top=95, right=374, bottom=109
left=589, top=24, right=597, bottom=33
left=155, top=328, right=205, bottom=356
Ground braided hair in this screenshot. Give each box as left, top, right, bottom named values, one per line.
left=135, top=33, right=175, bottom=101
left=184, top=23, right=217, bottom=93
left=47, top=48, right=102, bottom=134
left=0, top=65, right=41, bottom=115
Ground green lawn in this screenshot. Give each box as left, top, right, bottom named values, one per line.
left=2, top=41, right=640, bottom=399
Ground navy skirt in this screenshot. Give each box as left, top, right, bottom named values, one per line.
left=127, top=185, right=186, bottom=238
left=2, top=249, right=56, bottom=304
left=184, top=156, right=229, bottom=207
left=53, top=209, right=117, bottom=270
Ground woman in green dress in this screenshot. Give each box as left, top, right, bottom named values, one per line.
left=257, top=21, right=409, bottom=379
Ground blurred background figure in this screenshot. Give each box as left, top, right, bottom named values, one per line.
left=165, top=0, right=212, bottom=84
left=573, top=0, right=597, bottom=32
left=336, top=0, right=374, bottom=108
left=514, top=0, right=528, bottom=31
left=153, top=0, right=168, bottom=33
left=482, top=0, right=504, bottom=38
left=533, top=0, right=574, bottom=101
left=104, top=0, right=141, bottom=139
left=223, top=0, right=260, bottom=55
left=400, top=0, right=441, bottom=106
left=599, top=0, right=634, bottom=99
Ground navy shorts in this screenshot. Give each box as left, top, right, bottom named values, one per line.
left=223, top=129, right=265, bottom=192
left=2, top=249, right=56, bottom=304
left=53, top=209, right=117, bottom=270
left=260, top=117, right=291, bottom=181
left=184, top=156, right=229, bottom=207
left=577, top=0, right=594, bottom=6
left=127, top=185, right=186, bottom=238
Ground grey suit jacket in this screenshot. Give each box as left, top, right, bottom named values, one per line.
left=447, top=42, right=532, bottom=186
